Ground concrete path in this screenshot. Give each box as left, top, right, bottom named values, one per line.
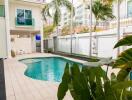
left=4, top=53, right=80, bottom=100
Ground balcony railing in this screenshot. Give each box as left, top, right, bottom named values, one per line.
left=15, top=17, right=35, bottom=26
left=0, top=5, right=5, bottom=17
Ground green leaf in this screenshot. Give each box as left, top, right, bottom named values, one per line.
left=57, top=63, right=71, bottom=100
left=113, top=81, right=132, bottom=89
left=71, top=64, right=91, bottom=100
left=114, top=35, right=132, bottom=48
left=95, top=77, right=105, bottom=100
left=111, top=73, right=117, bottom=81
left=113, top=48, right=132, bottom=74
left=104, top=81, right=117, bottom=100
left=117, top=68, right=130, bottom=81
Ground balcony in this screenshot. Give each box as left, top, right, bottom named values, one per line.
left=23, top=0, right=45, bottom=3
left=0, top=5, right=5, bottom=17
left=15, top=17, right=35, bottom=27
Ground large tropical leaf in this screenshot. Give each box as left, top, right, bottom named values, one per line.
left=114, top=48, right=132, bottom=68
left=70, top=64, right=91, bottom=100
left=57, top=63, right=71, bottom=100
left=114, top=35, right=132, bottom=48
left=104, top=81, right=117, bottom=100
left=113, top=81, right=132, bottom=90
left=117, top=68, right=130, bottom=81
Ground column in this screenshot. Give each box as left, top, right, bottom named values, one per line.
left=5, top=0, right=11, bottom=58
left=40, top=22, right=44, bottom=53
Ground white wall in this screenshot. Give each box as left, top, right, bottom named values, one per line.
left=9, top=2, right=43, bottom=30
left=97, top=35, right=117, bottom=58
left=31, top=35, right=36, bottom=52
left=11, top=38, right=32, bottom=54
left=48, top=38, right=54, bottom=49
left=47, top=28, right=132, bottom=58
left=0, top=17, right=8, bottom=58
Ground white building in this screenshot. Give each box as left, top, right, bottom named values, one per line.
left=0, top=0, right=45, bottom=58
left=61, top=0, right=132, bottom=30
left=109, top=0, right=132, bottom=28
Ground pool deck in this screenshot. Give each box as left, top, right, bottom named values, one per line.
left=4, top=53, right=87, bottom=100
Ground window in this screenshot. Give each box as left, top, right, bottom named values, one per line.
left=16, top=9, right=33, bottom=26
left=25, top=10, right=32, bottom=19
left=127, top=1, right=132, bottom=17
left=0, top=5, right=5, bottom=17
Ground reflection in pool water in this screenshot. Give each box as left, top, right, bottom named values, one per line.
left=20, top=57, right=83, bottom=82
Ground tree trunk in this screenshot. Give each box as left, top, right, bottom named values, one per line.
left=94, top=20, right=97, bottom=31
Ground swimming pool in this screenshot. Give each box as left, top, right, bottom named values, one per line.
left=20, top=57, right=83, bottom=82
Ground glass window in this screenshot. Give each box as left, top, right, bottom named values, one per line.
left=17, top=9, right=24, bottom=18
left=17, top=9, right=25, bottom=24
left=17, top=9, right=32, bottom=19
left=16, top=9, right=32, bottom=25
left=0, top=5, right=5, bottom=17
left=25, top=10, right=32, bottom=19
left=127, top=1, right=132, bottom=17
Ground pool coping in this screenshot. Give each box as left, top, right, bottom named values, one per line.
left=15, top=53, right=88, bottom=66
left=4, top=53, right=74, bottom=100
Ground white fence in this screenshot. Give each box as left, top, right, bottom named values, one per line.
left=46, top=27, right=132, bottom=58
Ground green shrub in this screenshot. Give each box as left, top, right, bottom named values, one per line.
left=45, top=48, right=53, bottom=53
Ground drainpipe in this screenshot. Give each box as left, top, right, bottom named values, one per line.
left=117, top=0, right=120, bottom=56
left=70, top=0, right=73, bottom=55
left=89, top=0, right=92, bottom=57
left=5, top=0, right=11, bottom=58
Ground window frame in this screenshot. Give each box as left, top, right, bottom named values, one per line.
left=16, top=8, right=32, bottom=19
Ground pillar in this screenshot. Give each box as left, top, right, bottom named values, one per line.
left=5, top=0, right=11, bottom=58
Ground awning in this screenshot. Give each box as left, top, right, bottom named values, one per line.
left=10, top=29, right=40, bottom=35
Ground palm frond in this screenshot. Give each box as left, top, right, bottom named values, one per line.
left=42, top=4, right=52, bottom=21
left=53, top=8, right=61, bottom=26
left=61, top=0, right=75, bottom=16
left=114, top=35, right=132, bottom=48
left=92, top=0, right=114, bottom=21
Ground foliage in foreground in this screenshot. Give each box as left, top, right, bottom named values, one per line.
left=114, top=35, right=132, bottom=81
left=57, top=35, right=132, bottom=100
left=58, top=63, right=132, bottom=100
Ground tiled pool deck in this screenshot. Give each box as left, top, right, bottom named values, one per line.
left=4, top=53, right=87, bottom=100
left=4, top=53, right=120, bottom=100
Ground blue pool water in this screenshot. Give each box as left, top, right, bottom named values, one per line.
left=20, top=57, right=83, bottom=82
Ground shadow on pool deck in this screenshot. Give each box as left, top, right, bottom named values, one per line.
left=0, top=59, right=6, bottom=100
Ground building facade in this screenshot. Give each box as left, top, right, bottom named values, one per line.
left=109, top=0, right=132, bottom=28
left=61, top=0, right=132, bottom=32
left=0, top=0, right=45, bottom=58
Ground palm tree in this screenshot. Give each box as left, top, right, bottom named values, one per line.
left=80, top=0, right=114, bottom=56
left=42, top=0, right=74, bottom=52
left=92, top=0, right=115, bottom=31
left=42, top=0, right=74, bottom=27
